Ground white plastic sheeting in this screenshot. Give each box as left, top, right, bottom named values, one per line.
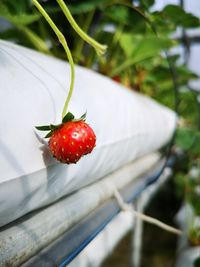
left=0, top=40, right=176, bottom=227
left=0, top=153, right=160, bottom=267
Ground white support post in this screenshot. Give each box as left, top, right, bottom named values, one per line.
left=131, top=198, right=144, bottom=267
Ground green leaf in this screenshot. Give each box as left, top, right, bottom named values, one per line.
left=45, top=131, right=52, bottom=138
left=111, top=34, right=174, bottom=76
left=175, top=127, right=198, bottom=150
left=2, top=0, right=31, bottom=14
left=104, top=5, right=146, bottom=31
left=80, top=112, right=87, bottom=120
left=68, top=0, right=109, bottom=14
left=119, top=34, right=174, bottom=58
left=62, top=112, right=75, bottom=123
left=0, top=4, right=41, bottom=26
left=35, top=125, right=51, bottom=131
left=140, top=0, right=155, bottom=9
left=73, top=112, right=87, bottom=122
left=105, top=6, right=129, bottom=25
left=49, top=124, right=61, bottom=130
left=162, top=5, right=200, bottom=28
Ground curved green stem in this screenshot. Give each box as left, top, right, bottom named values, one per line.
left=61, top=41, right=75, bottom=118
left=57, top=0, right=107, bottom=55
left=32, top=0, right=74, bottom=119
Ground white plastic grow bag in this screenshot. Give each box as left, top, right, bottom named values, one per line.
left=0, top=40, right=176, bottom=227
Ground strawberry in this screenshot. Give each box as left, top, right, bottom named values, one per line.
left=36, top=112, right=96, bottom=164
left=112, top=75, right=121, bottom=83
left=49, top=120, right=96, bottom=163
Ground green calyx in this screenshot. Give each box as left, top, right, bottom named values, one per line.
left=35, top=112, right=86, bottom=138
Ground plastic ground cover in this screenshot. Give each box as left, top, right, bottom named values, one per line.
left=0, top=40, right=176, bottom=227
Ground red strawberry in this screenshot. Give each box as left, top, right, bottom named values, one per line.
left=112, top=75, right=121, bottom=83
left=36, top=112, right=96, bottom=164
left=49, top=120, right=96, bottom=163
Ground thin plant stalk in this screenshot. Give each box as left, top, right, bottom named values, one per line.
left=32, top=0, right=74, bottom=119
left=57, top=0, right=107, bottom=55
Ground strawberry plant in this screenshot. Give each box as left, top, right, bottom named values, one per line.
left=32, top=0, right=106, bottom=163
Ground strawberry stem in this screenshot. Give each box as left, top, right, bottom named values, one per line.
left=33, top=0, right=107, bottom=119
left=56, top=0, right=107, bottom=56
left=32, top=0, right=74, bottom=119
